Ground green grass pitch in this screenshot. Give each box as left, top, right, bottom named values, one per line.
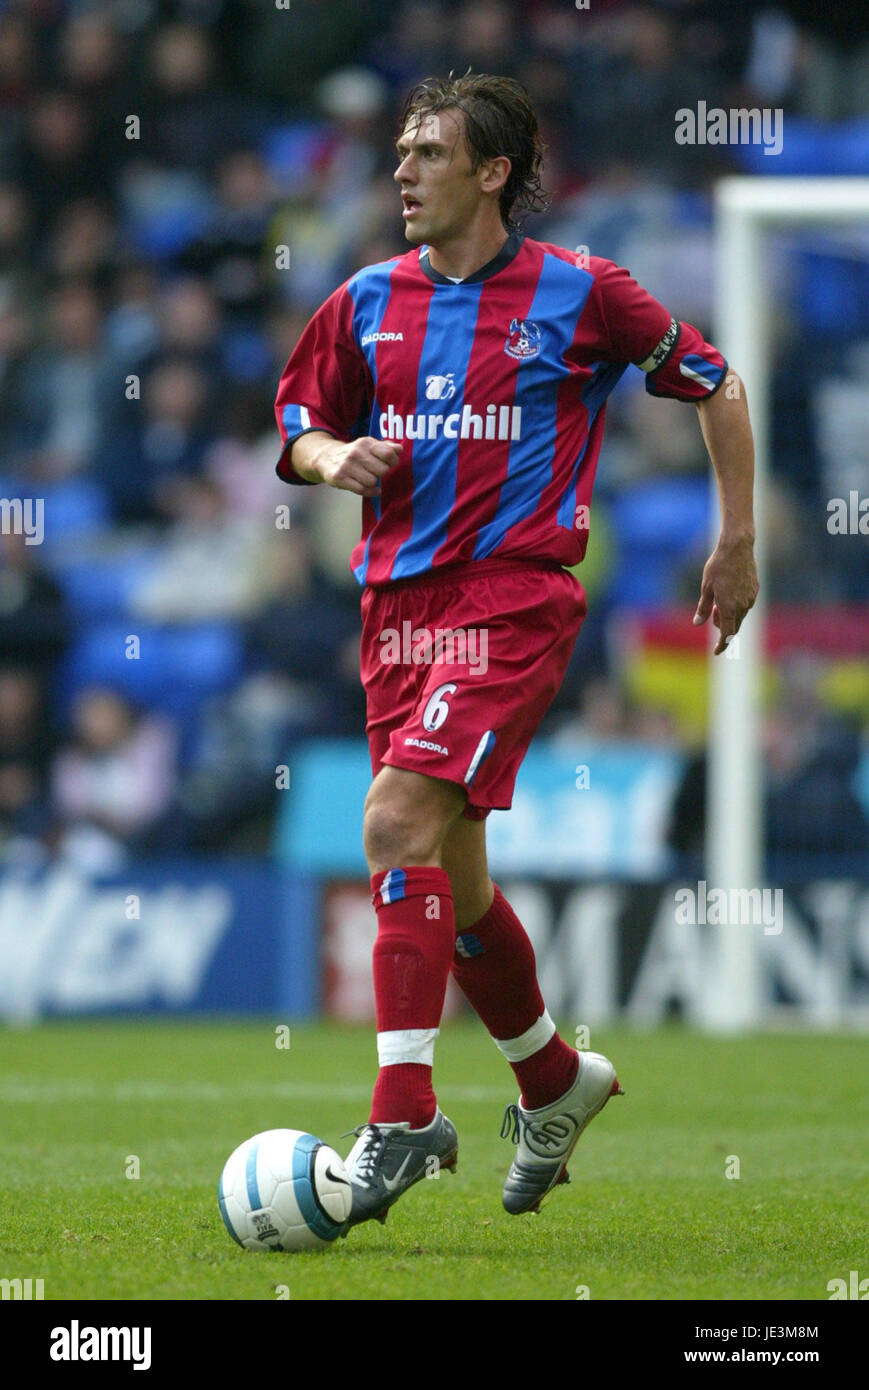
left=1, top=1019, right=866, bottom=1301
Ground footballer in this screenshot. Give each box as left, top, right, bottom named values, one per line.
left=274, top=73, right=758, bottom=1225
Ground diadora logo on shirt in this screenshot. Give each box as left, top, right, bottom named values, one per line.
left=379, top=402, right=522, bottom=442
left=505, top=318, right=542, bottom=360
left=361, top=331, right=404, bottom=345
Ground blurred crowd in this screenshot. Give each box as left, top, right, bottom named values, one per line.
left=0, top=0, right=866, bottom=868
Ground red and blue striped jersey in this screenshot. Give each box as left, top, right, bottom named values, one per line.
left=274, top=232, right=727, bottom=586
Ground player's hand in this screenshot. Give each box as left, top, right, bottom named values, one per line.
left=311, top=436, right=403, bottom=498
left=693, top=531, right=758, bottom=655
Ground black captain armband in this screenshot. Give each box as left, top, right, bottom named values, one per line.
left=635, top=317, right=680, bottom=374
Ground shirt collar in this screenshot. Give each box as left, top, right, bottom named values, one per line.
left=418, top=231, right=524, bottom=286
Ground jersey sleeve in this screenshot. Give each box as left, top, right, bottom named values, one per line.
left=587, top=257, right=728, bottom=402
left=273, top=282, right=371, bottom=484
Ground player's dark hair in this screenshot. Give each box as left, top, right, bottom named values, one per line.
left=396, top=71, right=550, bottom=232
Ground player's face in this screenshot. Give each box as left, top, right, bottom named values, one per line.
left=394, top=109, right=491, bottom=245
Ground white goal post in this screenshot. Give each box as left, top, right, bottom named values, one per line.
left=703, top=177, right=869, bottom=1031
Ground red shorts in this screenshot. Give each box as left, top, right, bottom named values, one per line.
left=360, top=556, right=587, bottom=817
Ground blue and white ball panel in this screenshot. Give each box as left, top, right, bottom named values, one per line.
left=218, top=1128, right=352, bottom=1252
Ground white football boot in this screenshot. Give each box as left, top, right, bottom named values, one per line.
left=500, top=1051, right=624, bottom=1214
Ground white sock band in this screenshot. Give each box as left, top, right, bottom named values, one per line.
left=494, top=1010, right=556, bottom=1063
left=377, top=1027, right=439, bottom=1067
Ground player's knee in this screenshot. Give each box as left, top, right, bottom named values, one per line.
left=361, top=772, right=461, bottom=867
left=362, top=798, right=438, bottom=868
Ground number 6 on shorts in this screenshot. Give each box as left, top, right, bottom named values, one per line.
left=422, top=682, right=458, bottom=732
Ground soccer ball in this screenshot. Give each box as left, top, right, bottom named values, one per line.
left=218, top=1128, right=352, bottom=1252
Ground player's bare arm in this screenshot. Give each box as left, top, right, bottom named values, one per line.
left=693, top=372, right=759, bottom=655
left=290, top=429, right=402, bottom=497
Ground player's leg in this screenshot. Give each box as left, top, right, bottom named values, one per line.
left=442, top=816, right=580, bottom=1113
left=362, top=763, right=464, bottom=1129
left=443, top=814, right=624, bottom=1213
left=343, top=765, right=462, bottom=1226
left=439, top=810, right=493, bottom=930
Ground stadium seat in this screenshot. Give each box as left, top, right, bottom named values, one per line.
left=50, top=549, right=161, bottom=619
left=55, top=620, right=245, bottom=718
left=731, top=117, right=869, bottom=176
left=261, top=121, right=329, bottom=182
left=795, top=246, right=869, bottom=337
left=29, top=479, right=111, bottom=550
left=607, top=476, right=710, bottom=607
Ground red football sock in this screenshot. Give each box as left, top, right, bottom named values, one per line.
left=451, top=883, right=578, bottom=1109
left=369, top=866, right=454, bottom=1129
